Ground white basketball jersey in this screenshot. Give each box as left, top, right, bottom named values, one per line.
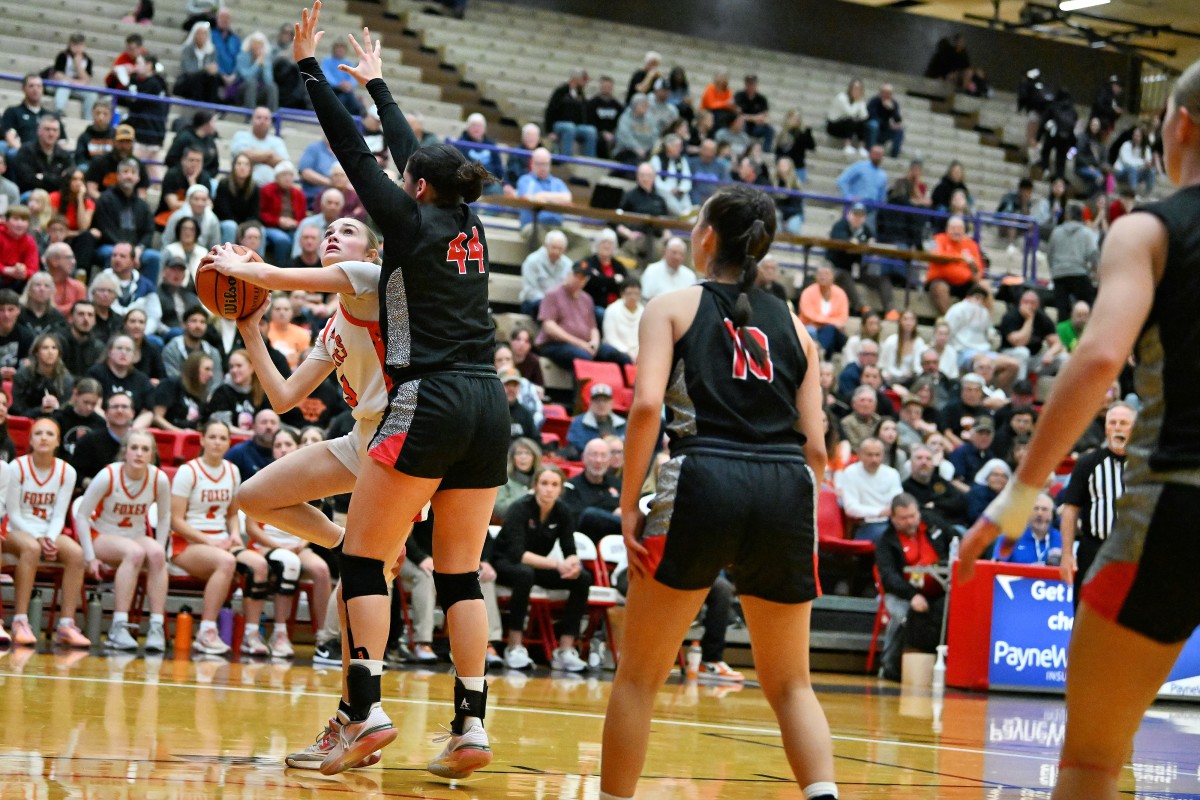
left=172, top=458, right=242, bottom=534
left=308, top=260, right=389, bottom=424
left=5, top=457, right=75, bottom=538
left=91, top=464, right=162, bottom=538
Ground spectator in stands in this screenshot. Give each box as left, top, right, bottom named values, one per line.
left=930, top=161, right=971, bottom=213
left=493, top=465, right=592, bottom=672
left=161, top=187, right=220, bottom=259
left=259, top=161, right=305, bottom=266
left=11, top=117, right=72, bottom=195
left=545, top=69, right=597, bottom=159
left=265, top=295, right=311, bottom=370
left=998, top=288, right=1061, bottom=380
left=567, top=382, right=625, bottom=456
left=860, top=363, right=897, bottom=419
left=625, top=51, right=663, bottom=106
left=1074, top=117, right=1110, bottom=197
left=838, top=436, right=903, bottom=542
left=826, top=78, right=869, bottom=156
left=940, top=372, right=990, bottom=448
left=943, top=288, right=1017, bottom=389
left=1056, top=299, right=1089, bottom=355
left=50, top=33, right=97, bottom=121
left=123, top=309, right=162, bottom=381
left=650, top=134, right=693, bottom=217
left=1034, top=176, right=1068, bottom=241
left=837, top=145, right=888, bottom=210
left=563, top=437, right=621, bottom=544
left=156, top=149, right=214, bottom=234
left=518, top=230, right=571, bottom=318
left=89, top=158, right=158, bottom=274
left=639, top=237, right=697, bottom=300
left=176, top=22, right=222, bottom=105
left=925, top=34, right=973, bottom=90
left=125, top=54, right=169, bottom=161
left=318, top=39, right=365, bottom=115
left=69, top=390, right=133, bottom=484
left=586, top=75, right=623, bottom=158
left=602, top=277, right=642, bottom=363
left=285, top=225, right=321, bottom=270
left=614, top=95, right=658, bottom=165
left=992, top=403, right=1036, bottom=464
left=755, top=254, right=787, bottom=303
left=86, top=334, right=152, bottom=423
left=948, top=415, right=997, bottom=482
left=908, top=347, right=955, bottom=408
left=774, top=110, right=816, bottom=180
left=0, top=207, right=39, bottom=294
left=290, top=188, right=343, bottom=259
left=1114, top=126, right=1154, bottom=195
left=699, top=69, right=738, bottom=131
left=688, top=138, right=729, bottom=207
left=454, top=113, right=505, bottom=191
left=0, top=289, right=30, bottom=380
left=926, top=216, right=984, bottom=316
left=99, top=242, right=153, bottom=316
left=797, top=264, right=849, bottom=355
left=0, top=155, right=19, bottom=215
left=839, top=385, right=882, bottom=453
left=903, top=444, right=968, bottom=531
left=494, top=343, right=543, bottom=429
left=211, top=8, right=242, bottom=90
left=732, top=74, right=773, bottom=149
left=56, top=300, right=102, bottom=376
left=162, top=306, right=221, bottom=384
left=161, top=219, right=205, bottom=283
left=297, top=135, right=337, bottom=205
left=2, top=75, right=59, bottom=155
left=55, top=376, right=104, bottom=447
left=842, top=309, right=882, bottom=366
left=1091, top=74, right=1124, bottom=132
left=145, top=260, right=200, bottom=339
left=499, top=368, right=537, bottom=441
left=104, top=33, right=143, bottom=92
left=214, top=154, right=261, bottom=245
left=48, top=168, right=94, bottom=261
left=499, top=124, right=542, bottom=192
left=1048, top=204, right=1099, bottom=321
left=165, top=112, right=220, bottom=178
left=19, top=273, right=65, bottom=337
left=85, top=125, right=148, bottom=201
left=237, top=32, right=279, bottom=112
left=863, top=83, right=904, bottom=158
left=772, top=156, right=805, bottom=235
left=224, top=408, right=278, bottom=479
left=509, top=325, right=544, bottom=388
left=327, top=164, right=364, bottom=223
left=11, top=330, right=69, bottom=417
left=495, top=437, right=540, bottom=519
left=966, top=458, right=1010, bottom=522
left=991, top=492, right=1060, bottom=564
left=230, top=107, right=290, bottom=187
left=513, top=147, right=572, bottom=238
left=615, top=163, right=670, bottom=264
left=875, top=493, right=948, bottom=681
left=182, top=0, right=220, bottom=31
left=646, top=79, right=679, bottom=135
left=880, top=310, right=926, bottom=385
left=536, top=263, right=629, bottom=369
left=577, top=228, right=627, bottom=316
left=827, top=202, right=892, bottom=316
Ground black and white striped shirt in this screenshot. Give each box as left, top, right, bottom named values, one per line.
left=1058, top=446, right=1126, bottom=541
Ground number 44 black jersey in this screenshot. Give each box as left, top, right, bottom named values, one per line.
left=300, top=58, right=495, bottom=382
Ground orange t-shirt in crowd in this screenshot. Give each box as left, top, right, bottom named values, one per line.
left=701, top=84, right=733, bottom=112
left=268, top=323, right=314, bottom=370
left=48, top=193, right=96, bottom=232
left=798, top=283, right=850, bottom=328
left=927, top=233, right=983, bottom=287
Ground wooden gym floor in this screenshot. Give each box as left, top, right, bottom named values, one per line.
left=1, top=649, right=1198, bottom=798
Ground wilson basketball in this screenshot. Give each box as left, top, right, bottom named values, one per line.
left=194, top=245, right=271, bottom=320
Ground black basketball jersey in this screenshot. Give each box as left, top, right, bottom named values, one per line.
left=1128, top=185, right=1200, bottom=475
left=301, top=60, right=495, bottom=382
left=664, top=282, right=807, bottom=450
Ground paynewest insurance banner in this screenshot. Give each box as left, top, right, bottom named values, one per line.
left=987, top=574, right=1200, bottom=698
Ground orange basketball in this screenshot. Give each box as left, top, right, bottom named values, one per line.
left=194, top=245, right=271, bottom=320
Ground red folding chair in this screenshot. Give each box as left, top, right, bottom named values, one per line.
left=816, top=489, right=875, bottom=557
left=7, top=416, right=32, bottom=456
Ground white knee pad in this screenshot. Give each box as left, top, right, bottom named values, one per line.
left=267, top=548, right=302, bottom=595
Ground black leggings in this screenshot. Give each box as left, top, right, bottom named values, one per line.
left=1052, top=275, right=1096, bottom=322
left=496, top=562, right=593, bottom=639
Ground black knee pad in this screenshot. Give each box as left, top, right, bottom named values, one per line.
left=339, top=553, right=389, bottom=600
left=433, top=570, right=483, bottom=613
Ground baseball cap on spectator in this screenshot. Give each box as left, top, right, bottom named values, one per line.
left=0, top=289, right=20, bottom=308
left=115, top=124, right=136, bottom=141
left=571, top=262, right=590, bottom=275
left=849, top=202, right=867, bottom=213
left=274, top=160, right=296, bottom=177
left=499, top=368, right=521, bottom=384
left=960, top=373, right=986, bottom=388
left=973, top=417, right=995, bottom=434
left=1011, top=379, right=1034, bottom=399
left=590, top=383, right=614, bottom=399
left=163, top=256, right=187, bottom=272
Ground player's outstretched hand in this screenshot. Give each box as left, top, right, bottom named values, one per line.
left=622, top=507, right=649, bottom=579
left=293, top=1, right=326, bottom=62
left=340, top=28, right=383, bottom=87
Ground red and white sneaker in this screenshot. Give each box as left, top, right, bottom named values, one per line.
left=286, top=713, right=382, bottom=770
left=192, top=627, right=231, bottom=656
left=701, top=661, right=745, bottom=683
left=53, top=620, right=91, bottom=649
left=11, top=618, right=36, bottom=646
left=320, top=704, right=396, bottom=776
left=427, top=724, right=492, bottom=779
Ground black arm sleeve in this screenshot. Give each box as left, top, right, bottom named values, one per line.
left=297, top=58, right=418, bottom=237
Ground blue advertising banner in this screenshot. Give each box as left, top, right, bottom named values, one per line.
left=986, top=573, right=1200, bottom=698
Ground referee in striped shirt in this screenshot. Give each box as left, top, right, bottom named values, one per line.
left=1057, top=401, right=1137, bottom=606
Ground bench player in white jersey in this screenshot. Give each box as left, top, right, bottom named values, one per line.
left=75, top=429, right=173, bottom=652
left=0, top=418, right=88, bottom=648
left=207, top=221, right=388, bottom=769
left=171, top=419, right=281, bottom=658
left=244, top=427, right=334, bottom=659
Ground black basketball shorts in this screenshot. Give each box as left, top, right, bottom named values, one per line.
left=642, top=451, right=819, bottom=604
left=1081, top=481, right=1200, bottom=644
left=368, top=372, right=509, bottom=490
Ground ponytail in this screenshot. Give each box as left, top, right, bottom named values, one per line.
left=703, top=187, right=776, bottom=366
left=407, top=144, right=496, bottom=207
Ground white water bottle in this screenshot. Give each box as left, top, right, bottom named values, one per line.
left=933, top=644, right=948, bottom=691
left=685, top=641, right=702, bottom=681
left=949, top=536, right=960, bottom=563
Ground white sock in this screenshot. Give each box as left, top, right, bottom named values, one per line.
left=199, top=620, right=217, bottom=634
left=803, top=782, right=839, bottom=799
left=599, top=792, right=633, bottom=800
left=458, top=676, right=485, bottom=692
left=58, top=617, right=74, bottom=629
left=12, top=614, right=28, bottom=625
left=112, top=612, right=129, bottom=626
left=244, top=621, right=258, bottom=636
left=149, top=613, right=164, bottom=627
